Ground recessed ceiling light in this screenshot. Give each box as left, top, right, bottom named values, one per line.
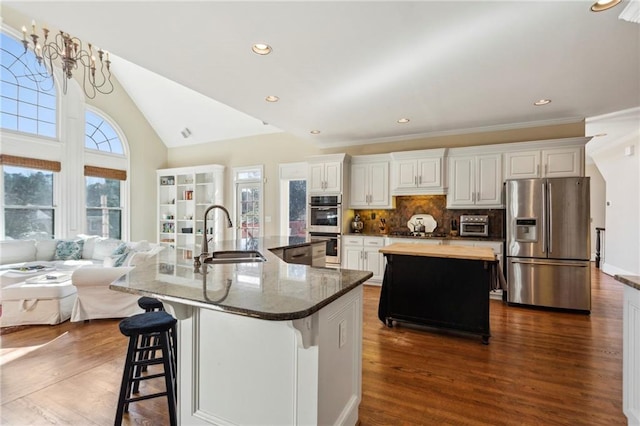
left=252, top=43, right=272, bottom=55
left=265, top=95, right=279, bottom=102
left=590, top=0, right=622, bottom=12
left=595, top=133, right=608, bottom=137
left=397, top=118, right=410, bottom=124
left=310, top=130, right=321, bottom=135
left=534, top=99, right=551, bottom=106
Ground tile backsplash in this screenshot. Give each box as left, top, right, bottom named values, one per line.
left=352, top=195, right=505, bottom=238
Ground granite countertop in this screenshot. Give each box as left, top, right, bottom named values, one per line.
left=615, top=275, right=640, bottom=291
left=110, top=236, right=372, bottom=321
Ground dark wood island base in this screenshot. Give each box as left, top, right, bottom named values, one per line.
left=378, top=243, right=500, bottom=344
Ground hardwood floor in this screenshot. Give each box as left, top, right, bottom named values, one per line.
left=1, top=265, right=625, bottom=425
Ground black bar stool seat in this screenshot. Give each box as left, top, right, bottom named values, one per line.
left=138, top=296, right=164, bottom=312
left=115, top=311, right=177, bottom=426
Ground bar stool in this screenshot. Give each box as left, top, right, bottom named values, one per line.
left=137, top=297, right=165, bottom=373
left=138, top=296, right=164, bottom=312
left=115, top=311, right=177, bottom=426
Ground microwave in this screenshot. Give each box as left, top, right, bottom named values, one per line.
left=459, top=215, right=489, bottom=237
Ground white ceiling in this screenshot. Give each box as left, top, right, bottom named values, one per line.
left=4, top=1, right=640, bottom=149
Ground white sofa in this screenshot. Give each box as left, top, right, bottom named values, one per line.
left=0, top=236, right=164, bottom=326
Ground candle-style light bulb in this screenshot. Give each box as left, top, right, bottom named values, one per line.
left=21, top=26, right=27, bottom=39
left=31, top=20, right=36, bottom=34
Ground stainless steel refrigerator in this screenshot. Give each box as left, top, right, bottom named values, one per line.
left=506, top=177, right=591, bottom=312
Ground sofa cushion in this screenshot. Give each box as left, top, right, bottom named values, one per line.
left=53, top=240, right=85, bottom=261
left=77, top=234, right=100, bottom=259
left=36, top=239, right=61, bottom=261
left=0, top=240, right=37, bottom=265
left=92, top=238, right=122, bottom=260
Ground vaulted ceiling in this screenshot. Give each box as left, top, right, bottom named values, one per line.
left=4, top=1, right=639, bottom=149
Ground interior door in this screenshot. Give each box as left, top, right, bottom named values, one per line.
left=236, top=182, right=261, bottom=240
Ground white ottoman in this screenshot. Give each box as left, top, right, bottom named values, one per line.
left=0, top=274, right=77, bottom=327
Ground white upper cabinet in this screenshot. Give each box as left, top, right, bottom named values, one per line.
left=447, top=153, right=503, bottom=208
left=504, top=139, right=586, bottom=180
left=349, top=154, right=392, bottom=209
left=390, top=148, right=447, bottom=195
left=308, top=154, right=348, bottom=194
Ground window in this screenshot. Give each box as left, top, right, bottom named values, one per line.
left=3, top=165, right=55, bottom=239
left=233, top=166, right=263, bottom=240
left=86, top=177, right=122, bottom=239
left=279, top=163, right=307, bottom=237
left=85, top=110, right=124, bottom=154
left=84, top=110, right=128, bottom=239
left=0, top=32, right=56, bottom=137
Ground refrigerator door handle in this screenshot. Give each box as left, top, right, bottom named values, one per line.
left=541, top=182, right=547, bottom=254
left=548, top=181, right=553, bottom=254
left=510, top=260, right=589, bottom=268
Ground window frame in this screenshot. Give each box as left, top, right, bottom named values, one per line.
left=233, top=165, right=264, bottom=241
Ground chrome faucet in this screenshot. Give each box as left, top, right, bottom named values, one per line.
left=194, top=204, right=233, bottom=272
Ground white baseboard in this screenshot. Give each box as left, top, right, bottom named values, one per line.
left=602, top=262, right=637, bottom=278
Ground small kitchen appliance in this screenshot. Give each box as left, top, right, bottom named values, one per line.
left=351, top=214, right=364, bottom=233
left=459, top=215, right=489, bottom=237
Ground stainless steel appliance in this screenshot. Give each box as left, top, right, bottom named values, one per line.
left=309, top=232, right=340, bottom=265
left=459, top=215, right=489, bottom=237
left=506, top=177, right=591, bottom=312
left=309, top=195, right=341, bottom=233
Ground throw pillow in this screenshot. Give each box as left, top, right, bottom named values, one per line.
left=113, top=250, right=130, bottom=267
left=112, top=242, right=129, bottom=256
left=53, top=240, right=85, bottom=261
left=92, top=238, right=122, bottom=260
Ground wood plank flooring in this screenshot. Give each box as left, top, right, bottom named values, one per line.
left=1, top=265, right=625, bottom=425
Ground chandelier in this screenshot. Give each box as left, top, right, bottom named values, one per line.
left=21, top=20, right=114, bottom=99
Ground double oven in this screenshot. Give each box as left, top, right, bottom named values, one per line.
left=308, top=195, right=341, bottom=265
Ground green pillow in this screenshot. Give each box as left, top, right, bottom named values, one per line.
left=53, top=240, right=85, bottom=260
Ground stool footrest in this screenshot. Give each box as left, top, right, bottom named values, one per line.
left=125, top=391, right=169, bottom=404
left=131, top=372, right=167, bottom=382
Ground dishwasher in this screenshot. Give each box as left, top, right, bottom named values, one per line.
left=283, top=246, right=312, bottom=265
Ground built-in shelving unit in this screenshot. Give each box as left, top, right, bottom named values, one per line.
left=157, top=165, right=225, bottom=277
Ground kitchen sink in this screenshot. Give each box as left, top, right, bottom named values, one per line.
left=202, top=250, right=266, bottom=264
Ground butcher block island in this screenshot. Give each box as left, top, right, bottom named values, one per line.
left=378, top=243, right=500, bottom=344
left=110, top=237, right=372, bottom=426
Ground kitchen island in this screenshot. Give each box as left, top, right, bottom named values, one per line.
left=111, top=237, right=372, bottom=426
left=378, top=243, right=500, bottom=344
left=616, top=274, right=640, bottom=425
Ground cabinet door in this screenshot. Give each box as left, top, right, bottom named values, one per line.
left=349, top=164, right=369, bottom=207
left=448, top=156, right=475, bottom=206
left=364, top=246, right=385, bottom=280
left=504, top=151, right=541, bottom=179
left=476, top=154, right=502, bottom=206
left=417, top=157, right=441, bottom=188
left=542, top=147, right=582, bottom=177
left=394, top=160, right=418, bottom=189
left=323, top=162, right=342, bottom=193
left=343, top=246, right=363, bottom=270
left=368, top=162, right=390, bottom=207
left=308, top=163, right=325, bottom=193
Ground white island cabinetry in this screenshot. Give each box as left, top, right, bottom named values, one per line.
left=111, top=237, right=371, bottom=426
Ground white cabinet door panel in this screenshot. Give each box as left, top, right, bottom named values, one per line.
left=449, top=156, right=475, bottom=206
left=349, top=164, right=368, bottom=206
left=368, top=162, right=389, bottom=207
left=476, top=154, right=502, bottom=205
left=505, top=151, right=540, bottom=179
left=323, top=161, right=342, bottom=193
left=543, top=148, right=582, bottom=177
left=418, top=158, right=441, bottom=187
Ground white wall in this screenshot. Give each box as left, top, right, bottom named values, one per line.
left=588, top=135, right=640, bottom=276
left=585, top=163, right=606, bottom=261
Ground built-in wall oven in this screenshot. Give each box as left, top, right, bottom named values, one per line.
left=309, top=232, right=341, bottom=265
left=309, top=195, right=341, bottom=265
left=309, top=195, right=341, bottom=233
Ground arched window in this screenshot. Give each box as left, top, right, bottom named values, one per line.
left=84, top=109, right=128, bottom=239
left=85, top=110, right=124, bottom=154
left=0, top=32, right=57, bottom=137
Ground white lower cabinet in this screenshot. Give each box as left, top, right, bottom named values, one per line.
left=342, top=236, right=385, bottom=283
